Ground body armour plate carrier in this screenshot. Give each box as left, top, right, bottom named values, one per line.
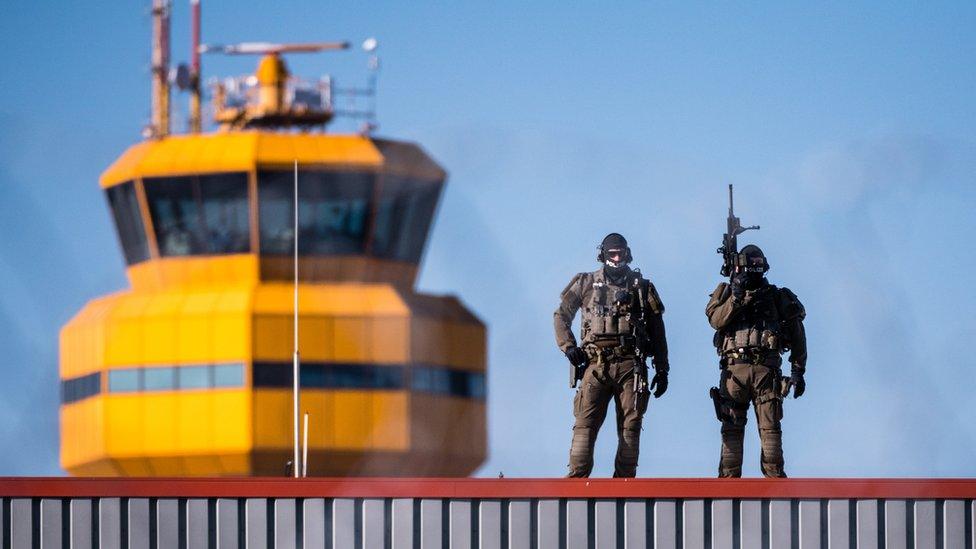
left=716, top=285, right=786, bottom=355
left=581, top=269, right=646, bottom=348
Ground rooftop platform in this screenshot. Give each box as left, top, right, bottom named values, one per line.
left=1, top=478, right=974, bottom=548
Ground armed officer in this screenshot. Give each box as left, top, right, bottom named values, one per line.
left=554, top=233, right=669, bottom=478
left=706, top=244, right=807, bottom=477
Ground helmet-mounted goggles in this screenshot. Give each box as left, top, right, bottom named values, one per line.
left=735, top=253, right=767, bottom=273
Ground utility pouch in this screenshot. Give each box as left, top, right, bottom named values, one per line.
left=591, top=316, right=607, bottom=335
left=617, top=316, right=631, bottom=334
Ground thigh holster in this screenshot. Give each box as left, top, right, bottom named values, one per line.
left=710, top=386, right=748, bottom=426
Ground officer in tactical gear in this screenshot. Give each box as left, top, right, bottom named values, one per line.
left=706, top=244, right=807, bottom=478
left=554, top=233, right=670, bottom=478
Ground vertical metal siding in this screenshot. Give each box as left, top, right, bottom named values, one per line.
left=70, top=498, right=93, bottom=549
left=3, top=493, right=976, bottom=548
left=216, top=497, right=239, bottom=549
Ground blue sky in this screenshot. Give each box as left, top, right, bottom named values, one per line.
left=1, top=2, right=974, bottom=477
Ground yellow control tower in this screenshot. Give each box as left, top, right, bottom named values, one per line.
left=59, top=3, right=486, bottom=477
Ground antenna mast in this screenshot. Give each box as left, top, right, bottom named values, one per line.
left=189, top=0, right=202, bottom=133
left=292, top=160, right=301, bottom=478
left=150, top=0, right=171, bottom=137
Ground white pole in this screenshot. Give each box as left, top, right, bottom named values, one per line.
left=292, top=159, right=300, bottom=478
left=302, top=412, right=309, bottom=478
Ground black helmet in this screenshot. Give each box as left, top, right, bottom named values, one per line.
left=597, top=233, right=633, bottom=267
left=737, top=244, right=769, bottom=273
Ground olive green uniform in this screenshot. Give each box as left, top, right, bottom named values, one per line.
left=705, top=281, right=806, bottom=478
left=554, top=267, right=668, bottom=477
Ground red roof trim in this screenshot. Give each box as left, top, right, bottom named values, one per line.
left=1, top=478, right=975, bottom=499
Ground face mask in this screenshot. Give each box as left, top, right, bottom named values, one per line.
left=741, top=272, right=764, bottom=289
left=604, top=263, right=630, bottom=282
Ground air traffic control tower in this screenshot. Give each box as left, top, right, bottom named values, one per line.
left=58, top=3, right=486, bottom=477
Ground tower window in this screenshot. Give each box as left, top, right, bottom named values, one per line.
left=177, top=365, right=210, bottom=389
left=258, top=170, right=374, bottom=256
left=105, top=181, right=150, bottom=265
left=108, top=369, right=141, bottom=393
left=61, top=372, right=102, bottom=404
left=143, top=173, right=250, bottom=257
left=143, top=367, right=176, bottom=391
left=371, top=176, right=442, bottom=263
left=213, top=364, right=245, bottom=387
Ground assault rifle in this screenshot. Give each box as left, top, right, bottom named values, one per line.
left=631, top=278, right=650, bottom=410
left=716, top=184, right=760, bottom=277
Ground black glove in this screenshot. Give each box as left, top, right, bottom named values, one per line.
left=791, top=366, right=805, bottom=398
left=650, top=370, right=668, bottom=398
left=730, top=273, right=747, bottom=301
left=565, top=346, right=587, bottom=366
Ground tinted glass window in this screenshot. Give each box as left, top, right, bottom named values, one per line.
left=144, top=367, right=175, bottom=391
left=199, top=174, right=250, bottom=253
left=144, top=176, right=207, bottom=255
left=178, top=365, right=210, bottom=389
left=105, top=182, right=150, bottom=265
left=61, top=372, right=102, bottom=404
left=254, top=362, right=405, bottom=390
left=213, top=363, right=245, bottom=387
left=411, top=367, right=486, bottom=399
left=258, top=170, right=374, bottom=255
left=108, top=370, right=141, bottom=393
left=372, top=176, right=442, bottom=262
left=144, top=173, right=250, bottom=256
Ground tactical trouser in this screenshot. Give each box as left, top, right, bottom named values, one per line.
left=567, top=354, right=647, bottom=478
left=716, top=362, right=786, bottom=478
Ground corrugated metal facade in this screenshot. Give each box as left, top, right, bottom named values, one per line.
left=1, top=479, right=974, bottom=548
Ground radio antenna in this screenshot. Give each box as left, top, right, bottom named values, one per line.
left=292, top=159, right=301, bottom=478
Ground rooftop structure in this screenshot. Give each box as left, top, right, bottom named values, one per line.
left=58, top=2, right=486, bottom=477
left=2, top=477, right=974, bottom=547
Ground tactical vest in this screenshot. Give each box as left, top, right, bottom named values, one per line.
left=716, top=285, right=785, bottom=356
left=580, top=269, right=646, bottom=349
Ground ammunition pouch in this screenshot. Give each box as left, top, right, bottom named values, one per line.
left=722, top=325, right=781, bottom=354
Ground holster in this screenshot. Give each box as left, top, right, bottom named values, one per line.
left=570, top=362, right=586, bottom=388
left=709, top=387, right=730, bottom=422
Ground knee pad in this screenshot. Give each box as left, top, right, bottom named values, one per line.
left=570, top=427, right=596, bottom=456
